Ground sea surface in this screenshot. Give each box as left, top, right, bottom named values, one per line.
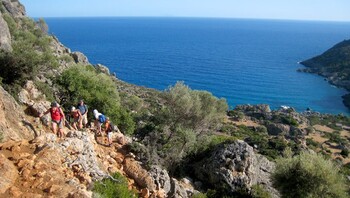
left=45, top=17, right=350, bottom=114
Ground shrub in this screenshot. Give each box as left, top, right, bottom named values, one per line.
left=148, top=82, right=228, bottom=168
left=340, top=149, right=349, bottom=158
left=281, top=116, right=298, bottom=127
left=251, top=184, right=271, bottom=198
left=191, top=192, right=207, bottom=198
left=306, top=138, right=320, bottom=149
left=160, top=82, right=228, bottom=132
left=272, top=152, right=348, bottom=198
left=93, top=172, right=136, bottom=198
left=0, top=13, right=58, bottom=97
left=57, top=65, right=135, bottom=134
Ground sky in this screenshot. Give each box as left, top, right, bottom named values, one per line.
left=21, top=0, right=350, bottom=22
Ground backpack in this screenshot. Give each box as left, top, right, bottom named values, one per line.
left=98, top=114, right=106, bottom=123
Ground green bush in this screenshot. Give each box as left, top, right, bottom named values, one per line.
left=227, top=110, right=245, bottom=119
left=93, top=172, right=136, bottom=198
left=57, top=65, right=135, bottom=134
left=340, top=149, right=349, bottom=158
left=306, top=138, right=321, bottom=149
left=272, top=152, right=348, bottom=198
left=191, top=192, right=207, bottom=198
left=251, top=184, right=271, bottom=198
left=160, top=82, right=228, bottom=132
left=146, top=82, right=228, bottom=169
left=0, top=13, right=58, bottom=97
left=281, top=116, right=298, bottom=127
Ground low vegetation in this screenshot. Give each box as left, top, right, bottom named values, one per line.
left=57, top=65, right=135, bottom=134
left=93, top=172, right=136, bottom=198
left=0, top=13, right=58, bottom=97
left=272, top=151, right=348, bottom=198
left=133, top=82, right=228, bottom=171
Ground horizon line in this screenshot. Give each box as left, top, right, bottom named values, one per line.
left=29, top=15, right=350, bottom=23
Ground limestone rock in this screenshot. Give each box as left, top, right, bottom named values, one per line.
left=123, top=158, right=157, bottom=191
left=235, top=104, right=272, bottom=120
left=169, top=178, right=193, bottom=198
left=1, top=0, right=26, bottom=18
left=266, top=123, right=290, bottom=136
left=18, top=81, right=44, bottom=105
left=149, top=166, right=171, bottom=194
left=0, top=12, right=12, bottom=51
left=95, top=63, right=110, bottom=75
left=0, top=154, right=18, bottom=193
left=194, top=140, right=279, bottom=198
left=71, top=51, right=89, bottom=64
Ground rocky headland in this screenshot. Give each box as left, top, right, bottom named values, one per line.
left=299, top=39, right=350, bottom=108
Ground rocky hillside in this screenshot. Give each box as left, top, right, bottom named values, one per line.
left=0, top=0, right=349, bottom=197
left=300, top=39, right=350, bottom=108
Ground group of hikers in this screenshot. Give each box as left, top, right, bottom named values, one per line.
left=39, top=99, right=117, bottom=146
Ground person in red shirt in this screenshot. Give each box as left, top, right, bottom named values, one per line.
left=40, top=101, right=66, bottom=138
left=70, top=106, right=82, bottom=130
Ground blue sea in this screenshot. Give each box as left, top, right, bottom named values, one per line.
left=45, top=17, right=350, bottom=114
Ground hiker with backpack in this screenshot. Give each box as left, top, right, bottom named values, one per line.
left=39, top=101, right=66, bottom=138
left=93, top=109, right=106, bottom=135
left=77, top=99, right=88, bottom=128
left=104, top=117, right=114, bottom=146
left=70, top=106, right=82, bottom=130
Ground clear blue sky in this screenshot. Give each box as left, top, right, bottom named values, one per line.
left=21, top=0, right=350, bottom=22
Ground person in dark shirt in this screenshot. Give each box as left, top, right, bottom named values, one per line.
left=77, top=99, right=88, bottom=128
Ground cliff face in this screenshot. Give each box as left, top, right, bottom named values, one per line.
left=0, top=8, right=12, bottom=51
left=1, top=0, right=26, bottom=17
left=0, top=86, right=34, bottom=141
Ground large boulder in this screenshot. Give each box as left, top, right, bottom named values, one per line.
left=71, top=51, right=89, bottom=65
left=194, top=140, right=279, bottom=197
left=0, top=12, right=12, bottom=51
left=149, top=166, right=172, bottom=194
left=266, top=123, right=290, bottom=136
left=123, top=157, right=157, bottom=191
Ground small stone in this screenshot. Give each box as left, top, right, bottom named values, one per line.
left=108, top=157, right=117, bottom=164
left=9, top=186, right=22, bottom=197
left=45, top=184, right=61, bottom=193
left=21, top=168, right=31, bottom=179
left=140, top=188, right=150, bottom=198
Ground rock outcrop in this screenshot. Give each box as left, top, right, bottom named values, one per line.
left=95, top=63, right=111, bottom=75
left=71, top=51, right=89, bottom=65
left=1, top=0, right=26, bottom=18
left=235, top=104, right=272, bottom=120
left=194, top=140, right=279, bottom=197
left=266, top=123, right=290, bottom=136
left=18, top=81, right=51, bottom=125
left=0, top=11, right=12, bottom=51
left=0, top=86, right=34, bottom=141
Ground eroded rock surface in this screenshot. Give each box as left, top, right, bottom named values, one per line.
left=194, top=140, right=280, bottom=198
